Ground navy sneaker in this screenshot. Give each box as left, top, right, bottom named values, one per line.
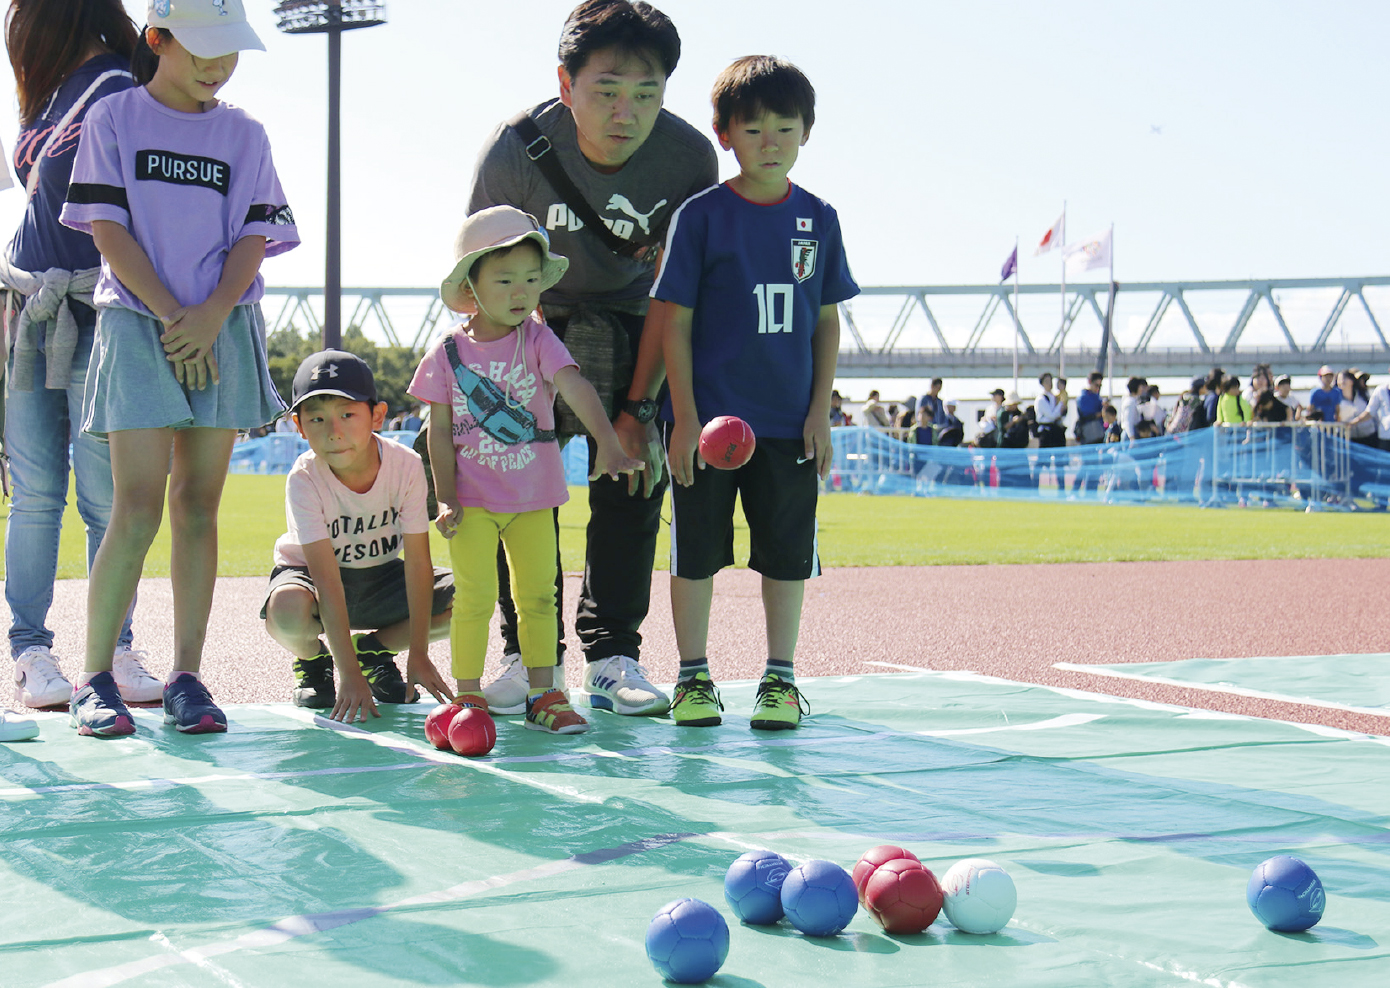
left=70, top=671, right=135, bottom=737
left=163, top=674, right=227, bottom=734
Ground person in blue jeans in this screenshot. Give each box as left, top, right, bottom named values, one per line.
left=1, top=0, right=154, bottom=720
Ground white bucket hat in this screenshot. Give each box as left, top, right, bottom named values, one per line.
left=441, top=206, right=569, bottom=314
left=149, top=0, right=265, bottom=59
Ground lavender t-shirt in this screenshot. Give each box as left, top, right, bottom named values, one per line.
left=59, top=87, right=297, bottom=314
left=408, top=317, right=576, bottom=514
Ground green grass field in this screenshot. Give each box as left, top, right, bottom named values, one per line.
left=1, top=473, right=1385, bottom=580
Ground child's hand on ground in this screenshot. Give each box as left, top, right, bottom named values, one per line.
left=667, top=418, right=703, bottom=487
left=803, top=413, right=833, bottom=479
left=331, top=672, right=380, bottom=723
left=435, top=502, right=461, bottom=538
left=588, top=440, right=645, bottom=483
left=406, top=653, right=453, bottom=706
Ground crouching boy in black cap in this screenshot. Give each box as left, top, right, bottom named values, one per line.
left=262, top=350, right=454, bottom=722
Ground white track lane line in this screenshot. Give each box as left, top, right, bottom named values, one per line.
left=865, top=660, right=1390, bottom=743
left=42, top=833, right=694, bottom=988
left=1052, top=662, right=1390, bottom=719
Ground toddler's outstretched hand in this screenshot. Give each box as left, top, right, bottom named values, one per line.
left=589, top=445, right=645, bottom=482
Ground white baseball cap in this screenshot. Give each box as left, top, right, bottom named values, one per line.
left=149, top=0, right=265, bottom=59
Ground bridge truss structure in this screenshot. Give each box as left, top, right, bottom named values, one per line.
left=263, top=275, right=1390, bottom=379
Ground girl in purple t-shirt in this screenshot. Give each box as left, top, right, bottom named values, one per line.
left=408, top=207, right=641, bottom=738
left=56, top=2, right=298, bottom=738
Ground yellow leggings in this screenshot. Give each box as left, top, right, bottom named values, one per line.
left=447, top=506, right=558, bottom=680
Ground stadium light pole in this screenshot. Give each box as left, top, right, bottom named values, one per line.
left=273, top=1, right=386, bottom=350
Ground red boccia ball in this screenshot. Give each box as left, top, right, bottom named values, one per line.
left=448, top=706, right=497, bottom=757
left=699, top=416, right=756, bottom=470
left=864, top=858, right=943, bottom=934
left=852, top=844, right=921, bottom=903
left=424, top=703, right=463, bottom=750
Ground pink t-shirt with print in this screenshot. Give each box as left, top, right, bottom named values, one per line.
left=408, top=316, right=576, bottom=514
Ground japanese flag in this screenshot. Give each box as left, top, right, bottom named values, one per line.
left=796, top=217, right=813, bottom=232
left=1034, top=213, right=1064, bottom=256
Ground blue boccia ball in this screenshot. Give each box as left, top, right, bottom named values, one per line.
left=645, top=898, right=730, bottom=984
left=780, top=859, right=858, bottom=936
left=1247, top=855, right=1325, bottom=932
left=724, top=850, right=791, bottom=924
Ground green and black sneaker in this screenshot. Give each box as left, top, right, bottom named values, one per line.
left=291, top=640, right=335, bottom=709
left=750, top=675, right=809, bottom=731
left=353, top=632, right=414, bottom=703
left=671, top=672, right=724, bottom=727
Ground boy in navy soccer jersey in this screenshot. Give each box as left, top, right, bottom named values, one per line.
left=653, top=56, right=858, bottom=730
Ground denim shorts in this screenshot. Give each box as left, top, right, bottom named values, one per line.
left=81, top=303, right=286, bottom=437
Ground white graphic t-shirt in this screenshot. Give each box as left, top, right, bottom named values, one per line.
left=273, top=435, right=429, bottom=570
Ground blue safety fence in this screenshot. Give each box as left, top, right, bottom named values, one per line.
left=230, top=430, right=594, bottom=486
left=825, top=424, right=1390, bottom=509
left=229, top=424, right=1390, bottom=509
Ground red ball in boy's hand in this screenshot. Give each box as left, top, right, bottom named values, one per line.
left=699, top=416, right=756, bottom=470
left=448, top=706, right=497, bottom=757
left=424, top=703, right=462, bottom=750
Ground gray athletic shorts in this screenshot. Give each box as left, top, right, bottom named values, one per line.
left=260, top=560, right=455, bottom=631
left=82, top=303, right=286, bottom=437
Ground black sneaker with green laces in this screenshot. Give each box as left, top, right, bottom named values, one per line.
left=353, top=632, right=414, bottom=703
left=750, top=675, right=809, bottom=731
left=291, top=640, right=335, bottom=709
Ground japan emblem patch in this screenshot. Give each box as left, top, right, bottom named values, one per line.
left=791, top=239, right=817, bottom=283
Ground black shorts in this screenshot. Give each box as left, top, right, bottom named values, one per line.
left=667, top=433, right=820, bottom=581
left=260, top=559, right=454, bottom=631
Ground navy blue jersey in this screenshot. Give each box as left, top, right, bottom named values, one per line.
left=652, top=183, right=858, bottom=439
left=8, top=53, right=132, bottom=273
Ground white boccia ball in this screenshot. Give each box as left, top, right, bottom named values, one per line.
left=940, top=858, right=1016, bottom=934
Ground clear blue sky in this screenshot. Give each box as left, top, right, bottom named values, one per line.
left=2, top=1, right=1386, bottom=346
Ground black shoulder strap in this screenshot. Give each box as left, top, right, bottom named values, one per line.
left=443, top=333, right=463, bottom=373
left=507, top=110, right=643, bottom=258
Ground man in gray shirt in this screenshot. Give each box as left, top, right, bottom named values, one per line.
left=467, top=0, right=718, bottom=718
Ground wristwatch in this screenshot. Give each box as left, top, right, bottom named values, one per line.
left=623, top=398, right=659, bottom=424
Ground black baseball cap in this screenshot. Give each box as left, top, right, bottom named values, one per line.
left=291, top=349, right=378, bottom=411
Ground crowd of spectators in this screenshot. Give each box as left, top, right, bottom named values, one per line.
left=837, top=363, right=1390, bottom=452
left=833, top=366, right=1390, bottom=505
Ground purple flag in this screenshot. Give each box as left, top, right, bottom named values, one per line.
left=1000, top=246, right=1018, bottom=283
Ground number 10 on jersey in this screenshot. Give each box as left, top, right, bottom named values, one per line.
left=753, top=284, right=795, bottom=334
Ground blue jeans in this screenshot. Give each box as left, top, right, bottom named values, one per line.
left=5, top=313, right=134, bottom=656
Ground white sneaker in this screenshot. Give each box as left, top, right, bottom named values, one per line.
left=13, top=646, right=73, bottom=708
left=112, top=647, right=164, bottom=703
left=582, top=655, right=670, bottom=715
left=482, top=652, right=529, bottom=715
left=0, top=709, right=39, bottom=742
